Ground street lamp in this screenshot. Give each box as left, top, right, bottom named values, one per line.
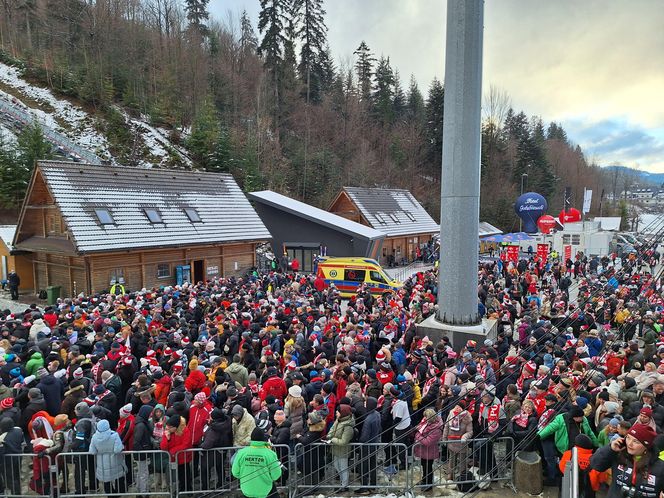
left=519, top=173, right=528, bottom=231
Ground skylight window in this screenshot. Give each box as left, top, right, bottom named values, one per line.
left=389, top=213, right=400, bottom=223
left=144, top=208, right=163, bottom=223
left=374, top=213, right=387, bottom=224
left=184, top=208, right=201, bottom=222
left=94, top=209, right=114, bottom=225
left=404, top=211, right=417, bottom=222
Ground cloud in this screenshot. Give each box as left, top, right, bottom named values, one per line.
left=565, top=119, right=664, bottom=172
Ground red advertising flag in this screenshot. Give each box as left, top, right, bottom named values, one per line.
left=507, top=245, right=520, bottom=263
left=537, top=243, right=549, bottom=261
left=564, top=245, right=572, bottom=261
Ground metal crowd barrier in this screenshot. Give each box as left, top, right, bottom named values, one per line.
left=0, top=453, right=51, bottom=498
left=10, top=438, right=518, bottom=497
left=409, top=436, right=516, bottom=492
left=172, top=444, right=291, bottom=497
left=293, top=442, right=409, bottom=495
left=55, top=450, right=172, bottom=498
left=561, top=446, right=579, bottom=498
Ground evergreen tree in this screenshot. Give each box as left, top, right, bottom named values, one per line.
left=354, top=41, right=375, bottom=103
left=317, top=45, right=336, bottom=95
left=186, top=100, right=219, bottom=170
left=528, top=117, right=557, bottom=198
left=184, top=0, right=210, bottom=36
left=0, top=136, right=24, bottom=208
left=293, top=0, right=327, bottom=103
left=258, top=0, right=289, bottom=74
left=392, top=70, right=406, bottom=120
left=372, top=56, right=395, bottom=124
left=425, top=77, right=445, bottom=164
left=406, top=75, right=424, bottom=123
left=208, top=125, right=233, bottom=173
left=239, top=10, right=258, bottom=55
left=546, top=121, right=568, bottom=142
left=17, top=122, right=53, bottom=172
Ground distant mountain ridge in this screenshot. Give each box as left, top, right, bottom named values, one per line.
left=603, top=165, right=664, bottom=186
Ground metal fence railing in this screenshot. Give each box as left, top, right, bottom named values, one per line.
left=8, top=437, right=521, bottom=497
left=561, top=446, right=579, bottom=498
left=293, top=442, right=409, bottom=495
left=55, top=450, right=172, bottom=498
left=409, top=436, right=516, bottom=492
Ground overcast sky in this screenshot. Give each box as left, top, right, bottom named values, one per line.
left=209, top=0, right=664, bottom=173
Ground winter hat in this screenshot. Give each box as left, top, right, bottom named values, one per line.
left=575, top=434, right=594, bottom=450
left=338, top=404, right=352, bottom=418
left=75, top=402, right=91, bottom=418
left=211, top=408, right=225, bottom=420
left=288, top=385, right=302, bottom=398
left=375, top=350, right=386, bottom=362
left=604, top=401, right=620, bottom=416
left=94, top=385, right=106, bottom=395
left=322, top=381, right=335, bottom=394
left=251, top=427, right=266, bottom=442
left=366, top=369, right=377, bottom=379
left=28, top=387, right=42, bottom=399
left=641, top=407, right=653, bottom=418
left=166, top=415, right=181, bottom=428
left=119, top=403, right=133, bottom=418
left=308, top=411, right=323, bottom=425
left=623, top=377, right=636, bottom=389
left=255, top=414, right=271, bottom=432
left=231, top=405, right=244, bottom=417
left=569, top=406, right=584, bottom=418
left=0, top=398, right=14, bottom=409
left=576, top=396, right=589, bottom=410
left=73, top=367, right=84, bottom=380
left=97, top=419, right=110, bottom=432
left=194, top=392, right=207, bottom=404
left=227, top=386, right=238, bottom=398
left=609, top=418, right=621, bottom=427
left=36, top=367, right=48, bottom=378
left=628, top=423, right=657, bottom=448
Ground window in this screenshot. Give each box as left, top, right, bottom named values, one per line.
left=144, top=208, right=163, bottom=223
left=344, top=269, right=366, bottom=282
left=572, top=235, right=581, bottom=245
left=95, top=209, right=114, bottom=225
left=109, top=268, right=124, bottom=285
left=370, top=270, right=387, bottom=283
left=404, top=211, right=417, bottom=222
left=374, top=213, right=387, bottom=224
left=157, top=263, right=171, bottom=278
left=184, top=208, right=201, bottom=222
left=388, top=213, right=400, bottom=223
left=47, top=214, right=62, bottom=234
left=563, top=234, right=571, bottom=244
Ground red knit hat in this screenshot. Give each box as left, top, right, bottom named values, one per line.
left=524, top=361, right=537, bottom=374
left=641, top=407, right=653, bottom=418
left=629, top=423, right=657, bottom=448
left=0, top=397, right=14, bottom=409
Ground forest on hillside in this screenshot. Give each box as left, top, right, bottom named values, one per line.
left=0, top=0, right=630, bottom=230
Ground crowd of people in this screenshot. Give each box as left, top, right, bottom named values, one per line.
left=0, top=234, right=662, bottom=498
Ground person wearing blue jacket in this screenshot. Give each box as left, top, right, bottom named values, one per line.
left=585, top=329, right=603, bottom=358
left=357, top=397, right=381, bottom=495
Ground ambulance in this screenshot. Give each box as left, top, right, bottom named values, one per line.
left=316, top=257, right=402, bottom=298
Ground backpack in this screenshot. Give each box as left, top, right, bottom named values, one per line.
left=71, top=418, right=95, bottom=452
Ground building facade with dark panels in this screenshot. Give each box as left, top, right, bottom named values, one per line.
left=328, top=187, right=439, bottom=266
left=248, top=190, right=385, bottom=272
left=13, top=161, right=270, bottom=296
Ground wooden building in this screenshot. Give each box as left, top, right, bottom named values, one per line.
left=0, top=225, right=34, bottom=290
left=328, top=187, right=439, bottom=266
left=13, top=161, right=270, bottom=297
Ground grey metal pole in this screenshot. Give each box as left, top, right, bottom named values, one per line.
left=437, top=0, right=483, bottom=325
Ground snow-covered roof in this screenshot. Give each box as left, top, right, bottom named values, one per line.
left=0, top=225, right=16, bottom=250
left=341, top=187, right=439, bottom=237
left=479, top=222, right=503, bottom=237
left=17, top=161, right=270, bottom=254
left=594, top=217, right=622, bottom=231
left=248, top=190, right=385, bottom=241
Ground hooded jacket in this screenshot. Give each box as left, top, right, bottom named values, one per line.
left=20, top=393, right=47, bottom=431
left=201, top=411, right=233, bottom=449
left=414, top=416, right=444, bottom=460
left=359, top=397, right=381, bottom=444
left=0, top=417, right=24, bottom=454
left=25, top=352, right=44, bottom=376
left=61, top=385, right=86, bottom=420
left=327, top=414, right=354, bottom=457
left=231, top=440, right=282, bottom=498
left=89, top=419, right=126, bottom=482
left=36, top=375, right=64, bottom=416
left=133, top=405, right=154, bottom=457
left=226, top=362, right=249, bottom=387
left=232, top=408, right=257, bottom=447
left=160, top=416, right=193, bottom=464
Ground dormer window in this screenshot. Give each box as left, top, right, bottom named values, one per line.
left=144, top=208, right=163, bottom=223
left=95, top=209, right=114, bottom=225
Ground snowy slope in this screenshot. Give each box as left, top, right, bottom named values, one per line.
left=0, top=61, right=191, bottom=167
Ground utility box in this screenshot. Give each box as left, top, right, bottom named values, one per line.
left=46, top=286, right=61, bottom=305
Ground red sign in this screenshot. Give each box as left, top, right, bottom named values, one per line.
left=537, top=243, right=549, bottom=263
left=564, top=245, right=572, bottom=261
left=507, top=245, right=520, bottom=263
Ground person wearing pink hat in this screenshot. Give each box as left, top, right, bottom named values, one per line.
left=591, top=423, right=663, bottom=498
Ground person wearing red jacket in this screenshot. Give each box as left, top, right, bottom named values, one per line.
left=117, top=403, right=135, bottom=488
left=161, top=415, right=193, bottom=492
left=188, top=392, right=212, bottom=447
left=259, top=368, right=287, bottom=401
left=153, top=371, right=171, bottom=406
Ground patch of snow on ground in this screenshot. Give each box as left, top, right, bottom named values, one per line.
left=0, top=62, right=112, bottom=160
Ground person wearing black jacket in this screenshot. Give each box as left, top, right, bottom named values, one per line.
left=357, top=397, right=381, bottom=495
left=508, top=399, right=539, bottom=450
left=296, top=411, right=326, bottom=490
left=270, top=410, right=291, bottom=486
left=200, top=408, right=233, bottom=490
left=0, top=417, right=23, bottom=495
left=133, top=405, right=153, bottom=498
